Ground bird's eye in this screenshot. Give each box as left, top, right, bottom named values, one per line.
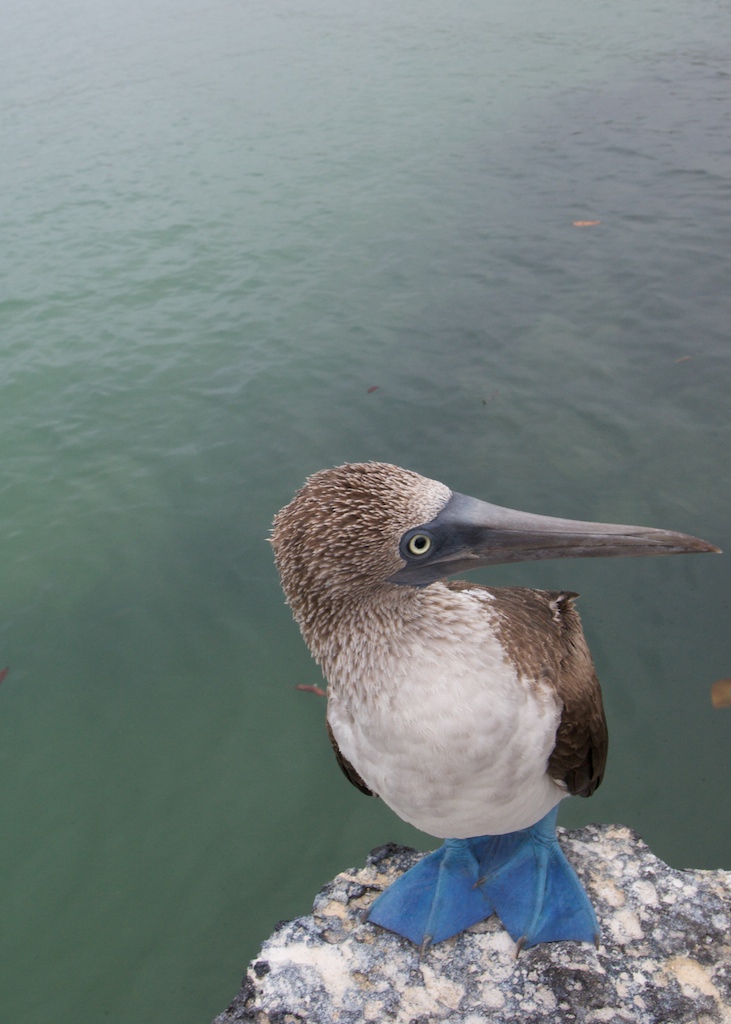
left=407, top=534, right=432, bottom=556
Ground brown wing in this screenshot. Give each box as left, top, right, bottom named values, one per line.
left=540, top=592, right=608, bottom=797
left=326, top=719, right=376, bottom=797
left=446, top=581, right=608, bottom=798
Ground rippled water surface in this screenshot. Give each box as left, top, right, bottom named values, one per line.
left=1, top=1, right=729, bottom=1021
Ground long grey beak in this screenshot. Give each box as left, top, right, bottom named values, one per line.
left=388, top=491, right=720, bottom=586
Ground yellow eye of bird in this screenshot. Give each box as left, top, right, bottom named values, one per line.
left=407, top=534, right=432, bottom=556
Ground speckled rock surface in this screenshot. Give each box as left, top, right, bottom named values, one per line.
left=213, top=825, right=731, bottom=1024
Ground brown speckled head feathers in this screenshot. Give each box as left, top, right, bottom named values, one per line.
left=271, top=462, right=450, bottom=616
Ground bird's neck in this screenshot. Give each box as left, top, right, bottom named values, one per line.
left=291, top=581, right=425, bottom=675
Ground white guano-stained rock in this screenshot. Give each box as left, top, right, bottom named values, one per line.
left=213, top=824, right=731, bottom=1024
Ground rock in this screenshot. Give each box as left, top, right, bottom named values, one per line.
left=212, top=825, right=731, bottom=1024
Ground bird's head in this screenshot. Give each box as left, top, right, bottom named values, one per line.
left=271, top=463, right=451, bottom=603
left=271, top=461, right=719, bottom=604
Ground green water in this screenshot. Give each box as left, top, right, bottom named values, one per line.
left=1, top=0, right=729, bottom=1020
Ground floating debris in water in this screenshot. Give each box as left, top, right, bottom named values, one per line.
left=296, top=684, right=326, bottom=697
left=367, top=386, right=379, bottom=394
left=675, top=355, right=693, bottom=364
left=0, top=667, right=8, bottom=685
left=711, top=679, right=731, bottom=708
left=572, top=220, right=602, bottom=227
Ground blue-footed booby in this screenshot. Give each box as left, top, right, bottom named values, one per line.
left=271, top=462, right=718, bottom=950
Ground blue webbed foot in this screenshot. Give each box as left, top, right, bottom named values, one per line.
left=473, top=806, right=599, bottom=950
left=367, top=808, right=598, bottom=949
left=366, top=837, right=494, bottom=946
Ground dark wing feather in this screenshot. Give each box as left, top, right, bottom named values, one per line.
left=326, top=720, right=376, bottom=796
left=540, top=592, right=607, bottom=797
left=445, top=581, right=608, bottom=798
